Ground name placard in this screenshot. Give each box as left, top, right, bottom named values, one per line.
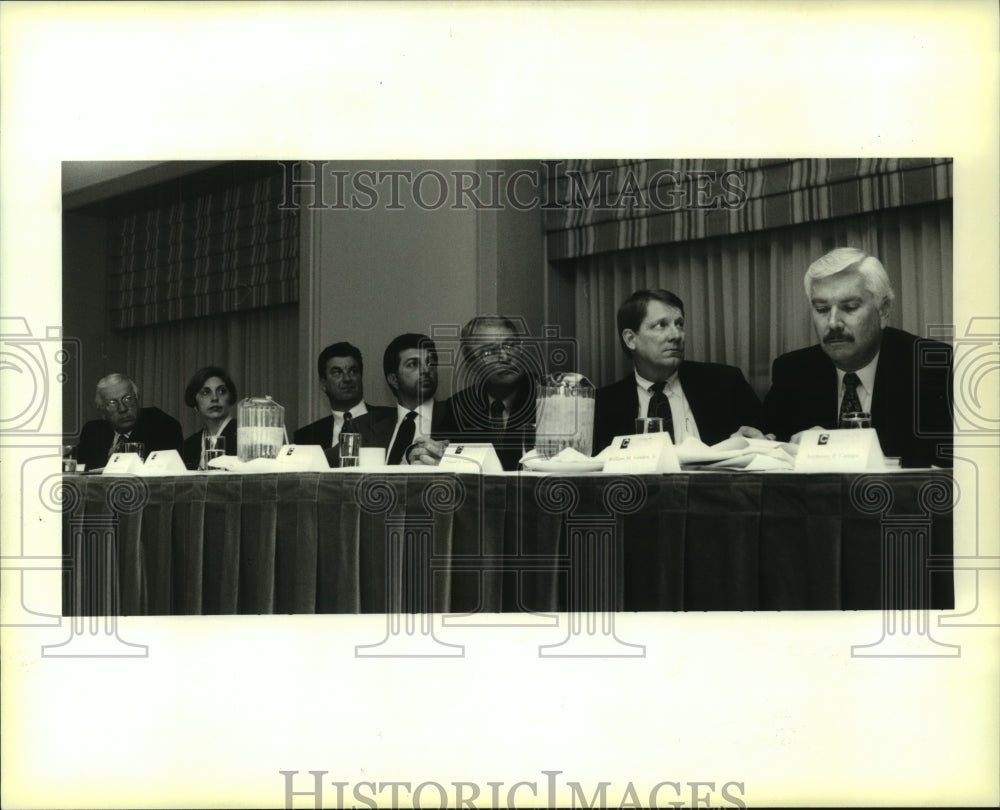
left=101, top=452, right=144, bottom=475
left=794, top=428, right=885, bottom=472
left=438, top=443, right=504, bottom=474
left=275, top=444, right=330, bottom=472
left=142, top=449, right=188, bottom=475
left=601, top=434, right=681, bottom=474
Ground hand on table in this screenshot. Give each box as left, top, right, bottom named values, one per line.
left=405, top=437, right=449, bottom=466
left=731, top=425, right=776, bottom=441
left=789, top=426, right=824, bottom=445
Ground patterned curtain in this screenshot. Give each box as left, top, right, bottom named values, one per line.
left=545, top=158, right=952, bottom=260
left=565, top=200, right=952, bottom=398
left=107, top=169, right=298, bottom=329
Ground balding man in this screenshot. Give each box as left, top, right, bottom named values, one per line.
left=76, top=373, right=183, bottom=470
left=763, top=247, right=953, bottom=467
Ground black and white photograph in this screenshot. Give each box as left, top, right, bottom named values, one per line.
left=2, top=2, right=997, bottom=808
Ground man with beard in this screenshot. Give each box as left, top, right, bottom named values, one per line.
left=408, top=315, right=536, bottom=470
left=76, top=373, right=183, bottom=471
left=763, top=247, right=953, bottom=467
left=592, top=289, right=764, bottom=453
left=294, top=341, right=391, bottom=449
left=345, top=333, right=455, bottom=465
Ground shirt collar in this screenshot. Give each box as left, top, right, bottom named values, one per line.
left=397, top=399, right=434, bottom=423
left=634, top=369, right=680, bottom=394
left=836, top=352, right=879, bottom=393
left=333, top=402, right=368, bottom=421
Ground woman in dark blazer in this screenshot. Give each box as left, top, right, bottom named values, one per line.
left=181, top=366, right=239, bottom=470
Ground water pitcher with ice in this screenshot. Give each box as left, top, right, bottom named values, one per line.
left=534, top=372, right=595, bottom=458
left=237, top=395, right=287, bottom=462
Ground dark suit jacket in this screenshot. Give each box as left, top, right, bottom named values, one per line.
left=593, top=361, right=763, bottom=453
left=292, top=403, right=392, bottom=448
left=326, top=399, right=457, bottom=466
left=181, top=419, right=238, bottom=470
left=439, top=379, right=536, bottom=471
left=76, top=406, right=184, bottom=471
left=762, top=326, right=953, bottom=467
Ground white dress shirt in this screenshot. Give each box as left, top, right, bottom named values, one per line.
left=387, top=399, right=435, bottom=453
left=634, top=371, right=701, bottom=443
left=332, top=402, right=368, bottom=447
left=836, top=353, right=879, bottom=413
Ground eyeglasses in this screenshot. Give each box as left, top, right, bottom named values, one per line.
left=478, top=342, right=519, bottom=358
left=101, top=394, right=137, bottom=412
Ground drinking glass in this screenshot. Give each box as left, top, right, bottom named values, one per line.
left=121, top=441, right=145, bottom=459
left=202, top=435, right=226, bottom=469
left=340, top=432, right=361, bottom=467
left=839, top=411, right=872, bottom=430
left=635, top=417, right=664, bottom=434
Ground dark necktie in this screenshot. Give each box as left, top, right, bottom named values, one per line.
left=387, top=411, right=417, bottom=465
left=109, top=434, right=129, bottom=459
left=647, top=381, right=675, bottom=440
left=336, top=411, right=353, bottom=447
left=840, top=372, right=863, bottom=417
left=489, top=399, right=505, bottom=433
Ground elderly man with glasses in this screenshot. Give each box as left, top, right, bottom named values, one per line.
left=75, top=373, right=183, bottom=471
left=409, top=315, right=538, bottom=471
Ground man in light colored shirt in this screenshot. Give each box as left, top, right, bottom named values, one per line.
left=763, top=247, right=952, bottom=467
left=346, top=333, right=455, bottom=465
left=293, top=341, right=392, bottom=449
left=593, top=289, right=764, bottom=453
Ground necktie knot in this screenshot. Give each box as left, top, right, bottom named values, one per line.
left=648, top=380, right=667, bottom=395
left=843, top=372, right=860, bottom=390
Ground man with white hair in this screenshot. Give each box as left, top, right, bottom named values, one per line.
left=76, top=373, right=183, bottom=471
left=763, top=247, right=952, bottom=467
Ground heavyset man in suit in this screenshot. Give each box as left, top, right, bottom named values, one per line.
left=344, top=333, right=455, bottom=465
left=593, top=289, right=764, bottom=452
left=76, top=373, right=183, bottom=471
left=763, top=247, right=953, bottom=467
left=293, top=341, right=392, bottom=449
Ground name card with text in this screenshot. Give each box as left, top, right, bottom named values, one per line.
left=101, top=452, right=144, bottom=475
left=438, top=443, right=504, bottom=474
left=276, top=444, right=330, bottom=472
left=142, top=449, right=188, bottom=475
left=793, top=428, right=885, bottom=472
left=602, top=434, right=681, bottom=474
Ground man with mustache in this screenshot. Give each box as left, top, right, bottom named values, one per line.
left=593, top=289, right=764, bottom=453
left=763, top=247, right=953, bottom=467
left=340, top=333, right=455, bottom=465
left=76, top=373, right=183, bottom=471
left=294, top=341, right=391, bottom=450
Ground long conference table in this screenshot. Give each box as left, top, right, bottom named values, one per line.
left=60, top=469, right=954, bottom=616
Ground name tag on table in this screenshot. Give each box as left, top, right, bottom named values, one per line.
left=793, top=428, right=886, bottom=472
left=142, top=449, right=187, bottom=475
left=276, top=444, right=330, bottom=472
left=101, top=452, right=144, bottom=475
left=438, top=443, right=504, bottom=474
left=601, top=434, right=681, bottom=474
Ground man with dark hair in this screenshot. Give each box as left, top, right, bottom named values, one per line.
left=763, top=247, right=952, bottom=467
left=346, top=333, right=455, bottom=465
left=411, top=315, right=537, bottom=470
left=592, top=289, right=763, bottom=453
left=76, top=373, right=183, bottom=471
left=293, top=341, right=391, bottom=448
